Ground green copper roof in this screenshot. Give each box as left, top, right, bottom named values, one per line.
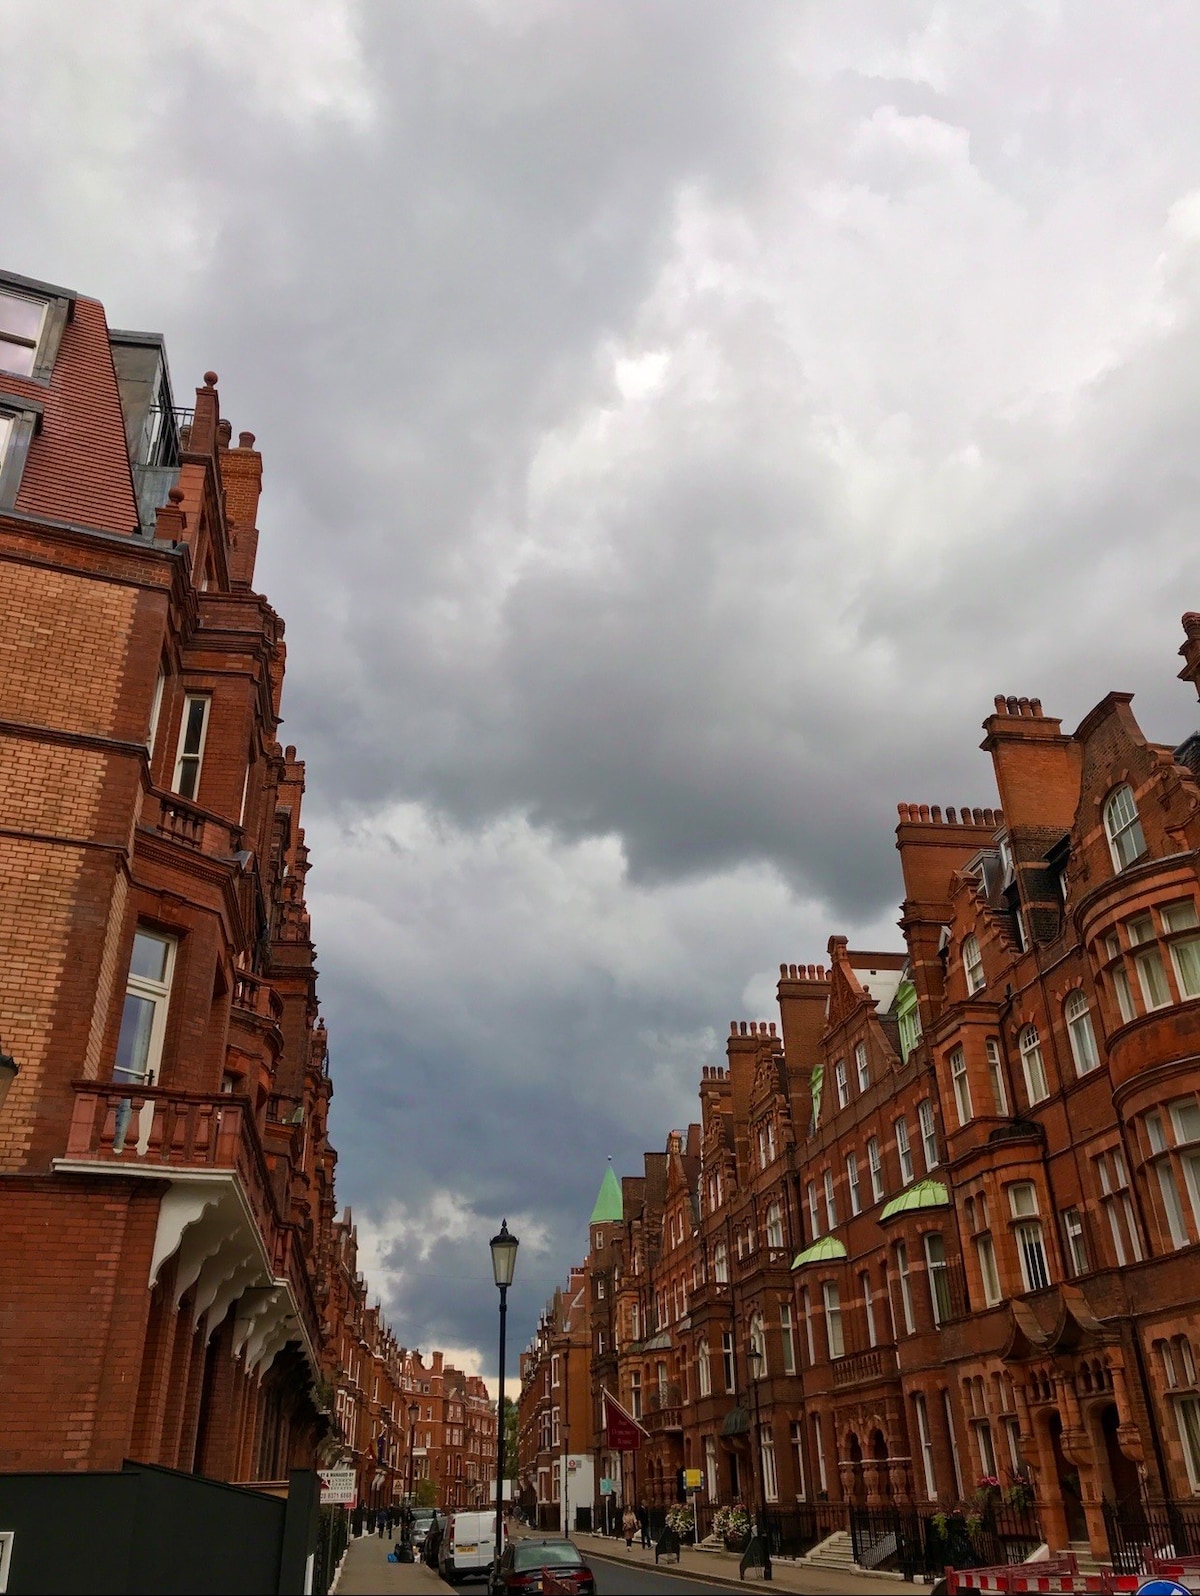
left=879, top=1178, right=950, bottom=1222
left=590, top=1164, right=624, bottom=1225
left=791, top=1235, right=847, bottom=1269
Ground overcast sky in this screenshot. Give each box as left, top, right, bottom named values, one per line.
left=5, top=0, right=1200, bottom=1388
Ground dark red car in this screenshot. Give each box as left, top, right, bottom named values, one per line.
left=488, top=1539, right=595, bottom=1595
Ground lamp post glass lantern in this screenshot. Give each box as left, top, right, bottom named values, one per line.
left=491, top=1220, right=519, bottom=1569
left=746, top=1346, right=773, bottom=1581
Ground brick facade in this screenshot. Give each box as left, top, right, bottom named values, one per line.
left=0, top=267, right=495, bottom=1500
left=570, top=620, right=1200, bottom=1564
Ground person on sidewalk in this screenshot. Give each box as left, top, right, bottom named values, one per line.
left=622, top=1507, right=638, bottom=1549
left=637, top=1502, right=650, bottom=1550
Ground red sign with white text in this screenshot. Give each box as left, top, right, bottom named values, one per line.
left=602, top=1389, right=645, bottom=1452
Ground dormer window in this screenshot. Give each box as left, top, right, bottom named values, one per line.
left=0, top=392, right=44, bottom=509
left=962, top=935, right=985, bottom=995
left=0, top=274, right=73, bottom=383
left=0, top=287, right=46, bottom=376
left=1104, top=785, right=1147, bottom=873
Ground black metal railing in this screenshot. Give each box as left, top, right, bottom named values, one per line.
left=847, top=1502, right=1043, bottom=1581
left=1103, top=1497, right=1200, bottom=1576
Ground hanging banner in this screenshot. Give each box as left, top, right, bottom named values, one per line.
left=602, top=1388, right=647, bottom=1452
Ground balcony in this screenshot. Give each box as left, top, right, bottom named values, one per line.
left=645, top=1382, right=684, bottom=1434
left=831, top=1345, right=900, bottom=1389
left=233, top=970, right=284, bottom=1026
left=143, top=789, right=244, bottom=859
left=735, top=1245, right=793, bottom=1283
left=60, top=1081, right=319, bottom=1363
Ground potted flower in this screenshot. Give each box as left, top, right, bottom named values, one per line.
left=713, top=1504, right=751, bottom=1551
left=666, top=1504, right=694, bottom=1538
left=1004, top=1478, right=1035, bottom=1513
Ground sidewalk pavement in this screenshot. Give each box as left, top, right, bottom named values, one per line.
left=333, top=1532, right=447, bottom=1595
left=572, top=1530, right=922, bottom=1595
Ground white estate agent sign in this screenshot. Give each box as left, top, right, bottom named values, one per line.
left=319, top=1468, right=357, bottom=1505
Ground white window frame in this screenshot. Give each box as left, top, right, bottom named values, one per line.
left=895, top=1117, right=914, bottom=1184
left=986, top=1038, right=1008, bottom=1115
left=147, top=667, right=165, bottom=756
left=914, top=1391, right=936, bottom=1500
left=808, top=1181, right=820, bottom=1238
left=1015, top=1221, right=1051, bottom=1292
left=779, top=1304, right=796, bottom=1375
left=860, top=1270, right=878, bottom=1347
left=847, top=1151, right=861, bottom=1216
left=1177, top=1395, right=1200, bottom=1490
left=1064, top=990, right=1100, bottom=1076
left=822, top=1281, right=844, bottom=1359
left=0, top=284, right=49, bottom=376
left=1134, top=943, right=1172, bottom=1011
left=924, top=1231, right=951, bottom=1325
left=759, top=1422, right=779, bottom=1502
left=834, top=1059, right=848, bottom=1109
left=1019, top=1025, right=1049, bottom=1105
left=963, top=934, right=985, bottom=994
left=823, top=1167, right=837, bottom=1229
left=766, top=1201, right=784, bottom=1251
left=950, top=1046, right=972, bottom=1125
left=944, top=1388, right=965, bottom=1500
left=812, top=1413, right=828, bottom=1494
left=976, top=1231, right=1001, bottom=1306
left=1104, top=784, right=1147, bottom=872
left=855, top=1041, right=869, bottom=1093
left=895, top=1242, right=915, bottom=1334
left=713, top=1242, right=728, bottom=1283
left=867, top=1137, right=884, bottom=1202
left=172, top=693, right=212, bottom=801
left=790, top=1420, right=806, bottom=1500
left=722, top=1332, right=735, bottom=1392
left=801, top=1287, right=815, bottom=1364
left=918, top=1099, right=938, bottom=1170
left=1062, top=1208, right=1089, bottom=1275
left=1112, top=963, right=1137, bottom=1024
left=114, top=927, right=177, bottom=1086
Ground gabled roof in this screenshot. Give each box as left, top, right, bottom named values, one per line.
left=791, top=1235, right=847, bottom=1269
left=879, top=1178, right=950, bottom=1221
left=590, top=1164, right=624, bottom=1225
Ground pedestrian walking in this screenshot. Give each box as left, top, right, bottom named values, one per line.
left=622, top=1506, right=637, bottom=1549
left=637, top=1501, right=650, bottom=1549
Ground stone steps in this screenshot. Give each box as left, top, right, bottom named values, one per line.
left=803, top=1531, right=858, bottom=1569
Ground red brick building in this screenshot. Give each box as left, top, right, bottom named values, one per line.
left=583, top=618, right=1200, bottom=1571
left=517, top=1266, right=594, bottom=1530
left=0, top=266, right=495, bottom=1502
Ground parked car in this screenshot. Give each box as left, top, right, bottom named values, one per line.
left=489, top=1539, right=595, bottom=1595
left=440, top=1509, right=506, bottom=1585
left=410, top=1508, right=437, bottom=1547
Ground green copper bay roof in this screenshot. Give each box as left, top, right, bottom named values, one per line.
left=791, top=1235, right=847, bottom=1269
left=879, top=1178, right=950, bottom=1221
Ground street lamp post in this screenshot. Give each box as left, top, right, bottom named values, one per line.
left=746, top=1346, right=773, bottom=1582
left=398, top=1400, right=419, bottom=1562
left=406, top=1401, right=419, bottom=1503
left=490, top=1219, right=519, bottom=1573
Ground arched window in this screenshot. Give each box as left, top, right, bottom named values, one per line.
left=962, top=934, right=985, bottom=994
left=1064, top=990, right=1100, bottom=1076
left=765, top=1201, right=784, bottom=1249
left=1019, top=1025, right=1049, bottom=1104
left=697, top=1337, right=711, bottom=1396
left=1104, top=785, right=1147, bottom=872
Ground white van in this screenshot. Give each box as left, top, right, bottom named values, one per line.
left=439, top=1510, right=506, bottom=1584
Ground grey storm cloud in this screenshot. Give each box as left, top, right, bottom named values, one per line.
left=5, top=0, right=1200, bottom=1380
